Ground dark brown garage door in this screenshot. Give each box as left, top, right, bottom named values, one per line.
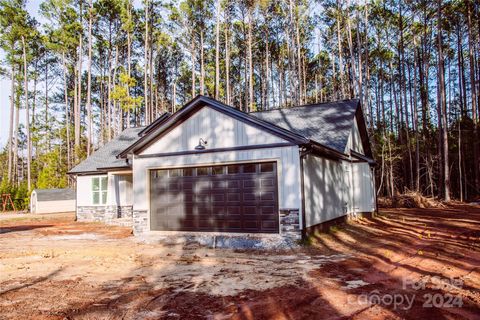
left=150, top=162, right=279, bottom=233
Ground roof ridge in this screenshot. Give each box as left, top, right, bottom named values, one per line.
left=250, top=99, right=359, bottom=114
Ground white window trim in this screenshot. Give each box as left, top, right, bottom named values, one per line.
left=92, top=176, right=108, bottom=205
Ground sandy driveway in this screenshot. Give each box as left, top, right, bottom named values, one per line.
left=0, top=205, right=479, bottom=319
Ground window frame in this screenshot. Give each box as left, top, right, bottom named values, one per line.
left=92, top=176, right=108, bottom=205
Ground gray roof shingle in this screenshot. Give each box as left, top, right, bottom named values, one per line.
left=68, top=127, right=144, bottom=174
left=250, top=99, right=359, bottom=152
left=33, top=188, right=76, bottom=201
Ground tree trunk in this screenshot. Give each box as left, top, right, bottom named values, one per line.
left=247, top=5, right=254, bottom=112
left=144, top=0, right=149, bottom=124
left=437, top=0, right=450, bottom=201
left=21, top=36, right=31, bottom=191
left=63, top=52, right=71, bottom=170
left=86, top=0, right=93, bottom=155
left=225, top=22, right=231, bottom=105
left=7, top=66, right=15, bottom=182
left=191, top=36, right=196, bottom=99
left=214, top=0, right=220, bottom=99
left=200, top=30, right=205, bottom=96
left=467, top=0, right=479, bottom=192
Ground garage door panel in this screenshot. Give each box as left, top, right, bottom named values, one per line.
left=150, top=162, right=279, bottom=233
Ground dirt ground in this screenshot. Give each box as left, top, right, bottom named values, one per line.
left=0, top=205, right=479, bottom=320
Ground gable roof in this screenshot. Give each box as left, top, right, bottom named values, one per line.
left=70, top=96, right=372, bottom=175
left=250, top=99, right=361, bottom=154
left=68, top=126, right=145, bottom=174
left=33, top=188, right=75, bottom=201
left=117, top=95, right=309, bottom=158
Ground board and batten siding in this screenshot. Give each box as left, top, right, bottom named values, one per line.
left=133, top=145, right=303, bottom=229
left=76, top=174, right=108, bottom=206
left=303, top=154, right=348, bottom=227
left=142, top=106, right=286, bottom=155
left=344, top=118, right=364, bottom=154
left=105, top=173, right=133, bottom=207
left=303, top=155, right=375, bottom=227
left=351, top=162, right=376, bottom=213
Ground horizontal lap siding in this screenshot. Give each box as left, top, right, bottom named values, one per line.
left=35, top=200, right=76, bottom=214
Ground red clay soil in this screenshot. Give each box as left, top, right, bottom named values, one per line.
left=0, top=205, right=479, bottom=319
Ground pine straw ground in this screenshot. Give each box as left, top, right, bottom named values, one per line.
left=0, top=204, right=479, bottom=320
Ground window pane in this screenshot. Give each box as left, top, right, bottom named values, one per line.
left=227, top=165, right=240, bottom=174
left=243, top=164, right=256, bottom=173
left=169, top=169, right=181, bottom=177
left=212, top=166, right=224, bottom=175
left=154, top=170, right=168, bottom=178
left=101, top=177, right=108, bottom=190
left=101, top=191, right=107, bottom=204
left=92, top=178, right=99, bottom=191
left=197, top=167, right=209, bottom=176
left=260, top=163, right=274, bottom=173
left=183, top=168, right=194, bottom=176
left=93, top=192, right=99, bottom=204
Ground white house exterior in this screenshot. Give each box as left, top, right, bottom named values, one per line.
left=69, top=96, right=376, bottom=240
left=30, top=189, right=76, bottom=214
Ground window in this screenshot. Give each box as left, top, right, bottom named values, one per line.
left=243, top=164, right=257, bottom=173
left=197, top=167, right=210, bottom=176
left=260, top=163, right=274, bottom=173
left=183, top=168, right=195, bottom=177
left=212, top=166, right=225, bottom=175
left=227, top=165, right=240, bottom=174
left=92, top=177, right=107, bottom=205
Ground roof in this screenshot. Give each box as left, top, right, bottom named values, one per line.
left=33, top=188, right=75, bottom=201
left=71, top=97, right=371, bottom=175
left=250, top=99, right=360, bottom=153
left=68, top=127, right=144, bottom=174
left=117, top=95, right=309, bottom=158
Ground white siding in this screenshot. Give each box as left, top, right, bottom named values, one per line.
left=133, top=145, right=302, bottom=230
left=76, top=174, right=108, bottom=206
left=304, top=156, right=375, bottom=227
left=303, top=155, right=348, bottom=226
left=142, top=106, right=286, bottom=155
left=352, top=162, right=375, bottom=212
left=34, top=200, right=76, bottom=214
left=345, top=118, right=364, bottom=154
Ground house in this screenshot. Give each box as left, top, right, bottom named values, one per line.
left=68, top=95, right=376, bottom=240
left=30, top=188, right=76, bottom=214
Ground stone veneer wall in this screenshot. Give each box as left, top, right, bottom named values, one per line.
left=77, top=205, right=133, bottom=223
left=118, top=206, right=133, bottom=218
left=133, top=210, right=148, bottom=234
left=279, top=209, right=301, bottom=240
left=77, top=206, right=106, bottom=222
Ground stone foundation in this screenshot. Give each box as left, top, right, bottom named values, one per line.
left=118, top=205, right=133, bottom=218
left=279, top=209, right=301, bottom=240
left=77, top=205, right=134, bottom=226
left=76, top=206, right=106, bottom=222
left=133, top=210, right=148, bottom=234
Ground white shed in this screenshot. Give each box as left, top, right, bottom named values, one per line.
left=30, top=188, right=76, bottom=214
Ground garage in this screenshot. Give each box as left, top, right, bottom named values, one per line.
left=150, top=162, right=279, bottom=233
